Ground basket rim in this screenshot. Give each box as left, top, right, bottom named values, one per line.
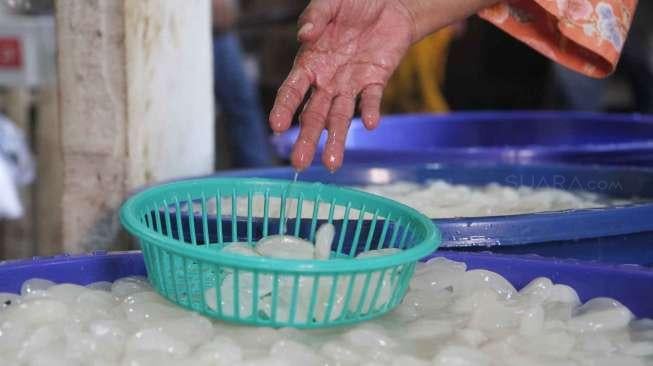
left=120, top=177, right=441, bottom=273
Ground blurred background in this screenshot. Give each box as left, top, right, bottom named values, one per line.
left=216, top=0, right=653, bottom=168
left=0, top=0, right=652, bottom=259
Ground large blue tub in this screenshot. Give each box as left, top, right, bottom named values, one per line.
left=1, top=251, right=652, bottom=319
left=271, top=112, right=653, bottom=166
left=212, top=163, right=653, bottom=265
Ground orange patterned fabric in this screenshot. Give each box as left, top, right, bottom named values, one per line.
left=479, top=0, right=637, bottom=78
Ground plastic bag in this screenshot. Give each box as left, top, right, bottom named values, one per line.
left=0, top=113, right=35, bottom=219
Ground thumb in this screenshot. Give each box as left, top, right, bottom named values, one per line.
left=297, top=0, right=338, bottom=42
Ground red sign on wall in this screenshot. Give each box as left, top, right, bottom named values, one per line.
left=0, top=37, right=23, bottom=69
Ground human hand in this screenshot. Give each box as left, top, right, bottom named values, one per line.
left=270, top=0, right=498, bottom=171
left=269, top=0, right=416, bottom=171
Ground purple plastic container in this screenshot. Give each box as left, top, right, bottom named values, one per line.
left=271, top=112, right=653, bottom=166
left=1, top=251, right=652, bottom=318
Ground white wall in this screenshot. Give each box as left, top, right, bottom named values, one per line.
left=125, top=0, right=214, bottom=188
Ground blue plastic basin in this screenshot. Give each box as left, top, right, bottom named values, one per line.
left=1, top=251, right=652, bottom=319
left=271, top=112, right=653, bottom=166
left=210, top=163, right=653, bottom=265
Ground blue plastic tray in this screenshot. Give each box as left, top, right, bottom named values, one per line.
left=1, top=251, right=651, bottom=318
left=210, top=163, right=653, bottom=265
left=271, top=112, right=653, bottom=166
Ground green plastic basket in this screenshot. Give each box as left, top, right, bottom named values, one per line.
left=120, top=178, right=440, bottom=328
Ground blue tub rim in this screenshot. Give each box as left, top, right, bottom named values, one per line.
left=271, top=111, right=653, bottom=157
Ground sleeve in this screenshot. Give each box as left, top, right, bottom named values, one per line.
left=478, top=0, right=638, bottom=78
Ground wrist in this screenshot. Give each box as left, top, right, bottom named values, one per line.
left=397, top=0, right=501, bottom=44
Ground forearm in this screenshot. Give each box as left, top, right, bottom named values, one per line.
left=399, top=0, right=500, bottom=43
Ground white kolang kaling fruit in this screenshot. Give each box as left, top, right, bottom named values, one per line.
left=3, top=256, right=651, bottom=365
left=220, top=242, right=260, bottom=257
left=218, top=180, right=635, bottom=221
left=254, top=235, right=316, bottom=260
left=204, top=224, right=402, bottom=322
left=314, top=222, right=335, bottom=260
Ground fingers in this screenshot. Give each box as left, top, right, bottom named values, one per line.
left=291, top=90, right=333, bottom=171
left=322, top=95, right=356, bottom=172
left=359, top=84, right=384, bottom=130
left=298, top=0, right=337, bottom=42
left=269, top=68, right=312, bottom=133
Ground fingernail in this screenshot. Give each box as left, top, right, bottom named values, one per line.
left=292, top=150, right=311, bottom=172
left=269, top=112, right=283, bottom=132
left=324, top=154, right=340, bottom=173
left=298, top=23, right=314, bottom=38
